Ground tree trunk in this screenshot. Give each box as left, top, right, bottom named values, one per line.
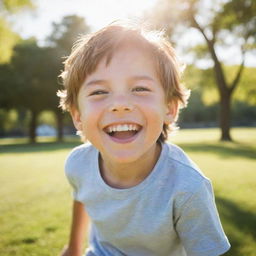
left=29, top=110, right=37, bottom=143
left=219, top=92, right=232, bottom=141
left=56, top=110, right=63, bottom=142
left=190, top=16, right=240, bottom=142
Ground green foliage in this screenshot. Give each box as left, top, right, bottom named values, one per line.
left=182, top=64, right=202, bottom=90
left=0, top=0, right=33, bottom=63
left=2, top=109, right=17, bottom=129
left=183, top=65, right=218, bottom=105
left=217, top=0, right=256, bottom=41
left=181, top=64, right=256, bottom=126
left=0, top=109, right=12, bottom=135
left=38, top=111, right=56, bottom=127
left=189, top=43, right=210, bottom=59
left=1, top=0, right=33, bottom=12
left=183, top=64, right=256, bottom=105
left=47, top=15, right=90, bottom=56
left=233, top=66, right=256, bottom=105
left=183, top=64, right=216, bottom=90
left=0, top=18, right=20, bottom=63
left=151, top=0, right=256, bottom=83
left=0, top=108, right=30, bottom=136
left=0, top=63, right=16, bottom=108
left=232, top=100, right=256, bottom=126
left=179, top=89, right=218, bottom=126
left=9, top=40, right=58, bottom=112
left=0, top=15, right=91, bottom=140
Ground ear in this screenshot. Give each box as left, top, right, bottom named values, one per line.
left=164, top=101, right=178, bottom=125
left=70, top=108, right=83, bottom=131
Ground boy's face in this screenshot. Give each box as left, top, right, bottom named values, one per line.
left=72, top=43, right=176, bottom=165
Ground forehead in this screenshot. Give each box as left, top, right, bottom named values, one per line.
left=91, top=41, right=158, bottom=79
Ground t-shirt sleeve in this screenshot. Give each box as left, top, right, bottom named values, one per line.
left=175, top=180, right=230, bottom=256
left=64, top=149, right=81, bottom=201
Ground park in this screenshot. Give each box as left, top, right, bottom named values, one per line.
left=0, top=0, right=255, bottom=255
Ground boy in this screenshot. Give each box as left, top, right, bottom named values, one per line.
left=58, top=21, right=230, bottom=256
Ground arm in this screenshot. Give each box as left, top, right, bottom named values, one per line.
left=175, top=180, right=230, bottom=256
left=61, top=200, right=90, bottom=256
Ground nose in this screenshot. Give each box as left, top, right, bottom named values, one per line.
left=108, top=95, right=134, bottom=113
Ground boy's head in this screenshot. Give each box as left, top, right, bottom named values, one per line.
left=58, top=21, right=190, bottom=143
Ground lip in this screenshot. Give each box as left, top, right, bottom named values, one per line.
left=106, top=128, right=142, bottom=144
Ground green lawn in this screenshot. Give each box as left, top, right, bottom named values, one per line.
left=0, top=128, right=255, bottom=256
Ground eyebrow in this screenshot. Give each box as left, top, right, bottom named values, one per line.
left=85, top=75, right=155, bottom=87
left=130, top=75, right=155, bottom=82
left=85, top=79, right=107, bottom=87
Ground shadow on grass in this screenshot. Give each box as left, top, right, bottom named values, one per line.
left=0, top=140, right=81, bottom=154
left=9, top=237, right=38, bottom=245
left=178, top=142, right=255, bottom=160
left=216, top=196, right=256, bottom=256
left=1, top=138, right=255, bottom=159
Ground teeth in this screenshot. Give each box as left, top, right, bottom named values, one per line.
left=117, top=125, right=122, bottom=131
left=106, top=124, right=139, bottom=133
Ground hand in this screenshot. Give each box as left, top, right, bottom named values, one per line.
left=59, top=245, right=70, bottom=256
left=59, top=245, right=82, bottom=256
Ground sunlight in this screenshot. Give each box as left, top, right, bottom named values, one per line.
left=12, top=0, right=158, bottom=42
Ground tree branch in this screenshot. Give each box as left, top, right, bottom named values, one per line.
left=191, top=15, right=228, bottom=93
left=230, top=48, right=246, bottom=94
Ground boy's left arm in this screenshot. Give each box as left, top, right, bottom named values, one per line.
left=174, top=180, right=230, bottom=256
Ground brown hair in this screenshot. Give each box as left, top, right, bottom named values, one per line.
left=58, top=21, right=190, bottom=142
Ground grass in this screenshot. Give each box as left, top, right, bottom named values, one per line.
left=0, top=127, right=255, bottom=255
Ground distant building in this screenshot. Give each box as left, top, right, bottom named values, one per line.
left=36, top=124, right=57, bottom=136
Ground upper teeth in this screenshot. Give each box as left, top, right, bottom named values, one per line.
left=106, top=124, right=139, bottom=133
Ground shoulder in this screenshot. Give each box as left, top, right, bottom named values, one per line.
left=165, top=143, right=208, bottom=180
left=163, top=142, right=212, bottom=203
left=65, top=143, right=96, bottom=179
left=164, top=142, right=208, bottom=180
left=65, top=142, right=95, bottom=163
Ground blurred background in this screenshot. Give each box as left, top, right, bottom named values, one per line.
left=0, top=0, right=255, bottom=255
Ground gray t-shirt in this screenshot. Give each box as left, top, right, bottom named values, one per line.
left=65, top=142, right=230, bottom=256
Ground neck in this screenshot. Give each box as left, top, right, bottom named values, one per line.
left=99, top=143, right=162, bottom=189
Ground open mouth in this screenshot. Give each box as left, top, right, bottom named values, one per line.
left=104, top=123, right=142, bottom=142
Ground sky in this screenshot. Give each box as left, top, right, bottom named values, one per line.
left=12, top=0, right=158, bottom=41
left=9, top=0, right=255, bottom=68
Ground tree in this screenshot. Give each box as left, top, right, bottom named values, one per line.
left=0, top=0, right=33, bottom=63
left=39, top=46, right=66, bottom=142
left=150, top=0, right=256, bottom=141
left=47, top=15, right=90, bottom=141
left=0, top=63, right=15, bottom=109
left=47, top=15, right=90, bottom=55
left=9, top=40, right=58, bottom=142
left=0, top=15, right=90, bottom=142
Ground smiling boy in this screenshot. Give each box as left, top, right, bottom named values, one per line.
left=58, top=22, right=230, bottom=256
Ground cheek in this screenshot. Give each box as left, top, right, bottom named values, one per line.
left=141, top=98, right=167, bottom=118
left=140, top=103, right=166, bottom=131
left=80, top=101, right=105, bottom=128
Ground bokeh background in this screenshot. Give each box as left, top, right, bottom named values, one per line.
left=0, top=0, right=255, bottom=255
